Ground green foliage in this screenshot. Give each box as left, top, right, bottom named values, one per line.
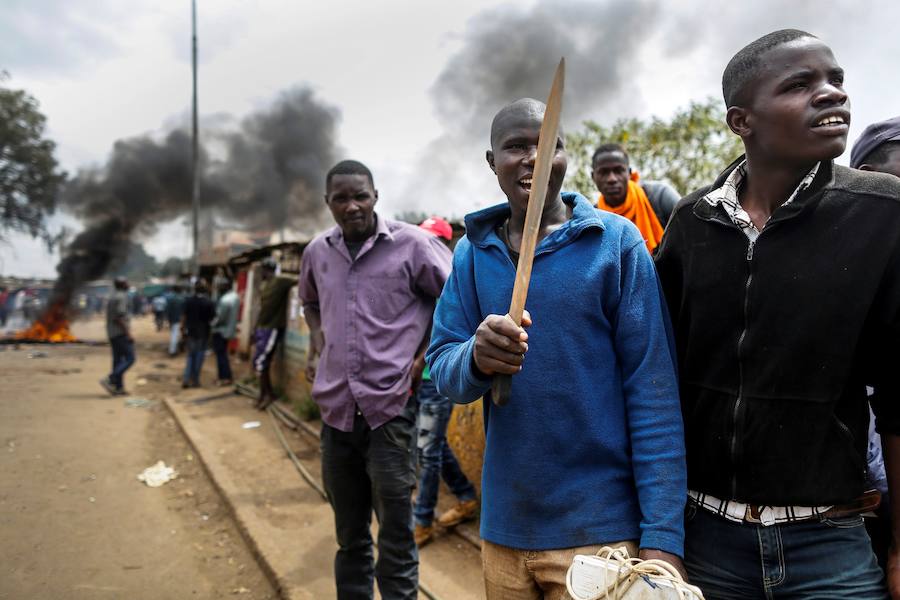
left=295, top=395, right=320, bottom=422
left=106, top=241, right=160, bottom=281
left=159, top=256, right=190, bottom=278
left=393, top=210, right=430, bottom=225
left=565, top=98, right=744, bottom=198
left=0, top=75, right=67, bottom=246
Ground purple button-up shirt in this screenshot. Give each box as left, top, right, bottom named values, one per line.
left=298, top=214, right=452, bottom=431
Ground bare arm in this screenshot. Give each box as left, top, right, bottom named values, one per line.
left=410, top=313, right=434, bottom=393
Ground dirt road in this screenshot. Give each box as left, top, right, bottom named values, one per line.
left=0, top=316, right=275, bottom=600
left=1, top=314, right=485, bottom=599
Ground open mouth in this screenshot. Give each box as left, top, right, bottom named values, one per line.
left=518, top=177, right=533, bottom=193
left=812, top=113, right=849, bottom=133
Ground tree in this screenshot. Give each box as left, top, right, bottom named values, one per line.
left=394, top=210, right=431, bottom=226
left=106, top=241, right=161, bottom=281
left=159, top=256, right=190, bottom=278
left=565, top=98, right=744, bottom=198
left=0, top=74, right=67, bottom=246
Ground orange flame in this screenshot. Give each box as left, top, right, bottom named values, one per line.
left=15, top=303, right=77, bottom=343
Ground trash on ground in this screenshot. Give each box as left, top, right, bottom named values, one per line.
left=241, top=421, right=261, bottom=429
left=232, top=588, right=250, bottom=595
left=89, top=496, right=96, bottom=503
left=137, top=461, right=179, bottom=487
left=124, top=397, right=156, bottom=409
left=27, top=351, right=48, bottom=358
left=136, top=378, right=148, bottom=386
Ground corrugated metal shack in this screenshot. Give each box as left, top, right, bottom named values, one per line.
left=228, top=241, right=314, bottom=414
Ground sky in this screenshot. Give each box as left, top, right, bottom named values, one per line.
left=2, top=0, right=900, bottom=277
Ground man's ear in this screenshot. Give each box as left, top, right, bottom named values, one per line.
left=373, top=189, right=379, bottom=204
left=323, top=192, right=329, bottom=205
left=858, top=164, right=875, bottom=172
left=486, top=150, right=496, bottom=174
left=726, top=106, right=752, bottom=139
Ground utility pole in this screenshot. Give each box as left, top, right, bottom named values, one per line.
left=191, top=0, right=200, bottom=273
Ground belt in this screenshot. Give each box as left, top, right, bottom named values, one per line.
left=743, top=489, right=881, bottom=524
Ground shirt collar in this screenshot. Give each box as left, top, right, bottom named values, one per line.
left=703, top=160, right=821, bottom=241
left=463, top=192, right=603, bottom=247
left=325, top=212, right=392, bottom=246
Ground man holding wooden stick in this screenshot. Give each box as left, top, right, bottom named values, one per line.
left=427, top=97, right=687, bottom=599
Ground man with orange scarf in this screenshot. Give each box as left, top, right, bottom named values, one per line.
left=592, top=143, right=680, bottom=253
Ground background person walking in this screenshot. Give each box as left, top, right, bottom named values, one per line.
left=100, top=277, right=135, bottom=396
left=413, top=216, right=478, bottom=547
left=181, top=280, right=216, bottom=388
left=165, top=285, right=185, bottom=356
left=211, top=277, right=240, bottom=386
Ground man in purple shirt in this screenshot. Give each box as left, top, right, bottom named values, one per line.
left=298, top=160, right=452, bottom=600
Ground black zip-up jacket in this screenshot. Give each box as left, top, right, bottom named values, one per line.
left=655, top=158, right=900, bottom=505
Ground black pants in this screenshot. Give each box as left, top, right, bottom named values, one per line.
left=108, top=334, right=135, bottom=389
left=321, top=398, right=418, bottom=600
left=211, top=333, right=232, bottom=381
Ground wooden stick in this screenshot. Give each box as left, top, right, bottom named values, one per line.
left=492, top=58, right=565, bottom=406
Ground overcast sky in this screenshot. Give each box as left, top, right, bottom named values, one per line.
left=3, top=0, right=900, bottom=277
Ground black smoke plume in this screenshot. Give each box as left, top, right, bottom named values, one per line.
left=397, top=0, right=670, bottom=214
left=45, top=86, right=339, bottom=318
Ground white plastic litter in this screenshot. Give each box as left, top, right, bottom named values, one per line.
left=137, top=461, right=179, bottom=487
left=241, top=421, right=261, bottom=429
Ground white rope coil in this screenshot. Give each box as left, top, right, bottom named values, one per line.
left=565, top=546, right=704, bottom=600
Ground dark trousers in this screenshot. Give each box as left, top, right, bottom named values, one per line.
left=211, top=333, right=232, bottom=381
left=685, top=501, right=887, bottom=599
left=108, top=334, right=135, bottom=389
left=183, top=337, right=207, bottom=385
left=321, top=398, right=418, bottom=600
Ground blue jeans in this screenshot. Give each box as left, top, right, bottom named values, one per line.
left=413, top=379, right=476, bottom=527
left=183, top=337, right=207, bottom=385
left=211, top=333, right=232, bottom=381
left=108, top=334, right=135, bottom=389
left=321, top=398, right=419, bottom=600
left=684, top=501, right=887, bottom=599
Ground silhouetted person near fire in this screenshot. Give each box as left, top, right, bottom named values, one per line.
left=100, top=277, right=135, bottom=396
left=0, top=286, right=9, bottom=328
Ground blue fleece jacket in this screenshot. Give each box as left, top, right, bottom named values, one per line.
left=426, top=193, right=686, bottom=555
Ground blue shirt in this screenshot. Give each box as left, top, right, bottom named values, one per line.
left=427, top=193, right=686, bottom=555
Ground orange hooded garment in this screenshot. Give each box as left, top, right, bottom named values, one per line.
left=596, top=171, right=665, bottom=253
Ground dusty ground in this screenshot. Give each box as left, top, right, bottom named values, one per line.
left=1, top=314, right=485, bottom=599
left=0, top=316, right=276, bottom=600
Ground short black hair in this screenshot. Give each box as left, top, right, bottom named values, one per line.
left=861, top=141, right=900, bottom=168
left=326, top=160, right=374, bottom=190
left=722, top=29, right=816, bottom=108
left=490, top=98, right=546, bottom=149
left=591, top=143, right=629, bottom=168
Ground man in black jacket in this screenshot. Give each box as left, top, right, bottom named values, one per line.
left=655, top=29, right=900, bottom=598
